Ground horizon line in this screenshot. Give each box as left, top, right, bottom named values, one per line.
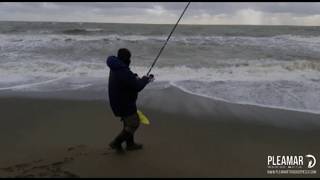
left=0, top=20, right=319, bottom=27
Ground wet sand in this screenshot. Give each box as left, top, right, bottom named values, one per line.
left=0, top=87, right=319, bottom=177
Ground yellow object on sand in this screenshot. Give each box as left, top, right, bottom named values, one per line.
left=137, top=110, right=150, bottom=125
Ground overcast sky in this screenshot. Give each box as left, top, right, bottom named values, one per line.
left=0, top=2, right=320, bottom=26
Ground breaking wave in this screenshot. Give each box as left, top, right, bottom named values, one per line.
left=0, top=59, right=320, bottom=114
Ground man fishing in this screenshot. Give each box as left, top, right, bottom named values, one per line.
left=106, top=48, right=154, bottom=152
left=106, top=2, right=189, bottom=152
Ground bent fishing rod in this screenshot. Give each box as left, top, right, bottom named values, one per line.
left=146, top=2, right=191, bottom=76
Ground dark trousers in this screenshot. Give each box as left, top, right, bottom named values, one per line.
left=112, top=112, right=140, bottom=146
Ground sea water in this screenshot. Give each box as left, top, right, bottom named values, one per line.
left=0, top=21, right=319, bottom=114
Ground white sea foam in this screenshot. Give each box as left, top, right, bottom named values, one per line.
left=1, top=58, right=319, bottom=83
left=170, top=80, right=320, bottom=115
left=0, top=58, right=319, bottom=113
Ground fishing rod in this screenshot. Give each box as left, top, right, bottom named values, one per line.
left=146, top=2, right=191, bottom=76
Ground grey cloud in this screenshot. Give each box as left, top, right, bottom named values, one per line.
left=0, top=2, right=320, bottom=25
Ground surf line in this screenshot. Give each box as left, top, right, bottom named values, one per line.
left=146, top=2, right=191, bottom=76
left=0, top=76, right=67, bottom=91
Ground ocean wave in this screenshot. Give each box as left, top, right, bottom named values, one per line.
left=60, top=28, right=105, bottom=35
left=169, top=81, right=320, bottom=115
left=49, top=34, right=320, bottom=46
left=1, top=59, right=319, bottom=82
left=1, top=33, right=320, bottom=42
left=1, top=59, right=319, bottom=113
left=1, top=34, right=320, bottom=54
left=0, top=76, right=66, bottom=91
left=0, top=59, right=319, bottom=92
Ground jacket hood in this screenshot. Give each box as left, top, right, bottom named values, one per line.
left=106, top=56, right=128, bottom=70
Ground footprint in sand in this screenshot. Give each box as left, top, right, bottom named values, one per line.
left=5, top=159, right=79, bottom=178
left=67, top=144, right=89, bottom=157
left=1, top=161, right=34, bottom=173
left=1, top=158, right=79, bottom=178
left=0, top=144, right=90, bottom=178
left=0, top=144, right=116, bottom=178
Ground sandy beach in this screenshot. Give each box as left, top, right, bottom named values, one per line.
left=0, top=87, right=319, bottom=178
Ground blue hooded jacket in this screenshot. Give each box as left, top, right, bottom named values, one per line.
left=106, top=56, right=149, bottom=117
